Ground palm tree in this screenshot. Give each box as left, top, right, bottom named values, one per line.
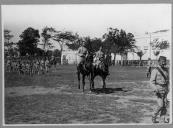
left=136, top=50, right=146, bottom=66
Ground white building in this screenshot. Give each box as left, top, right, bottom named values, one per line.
left=61, top=50, right=77, bottom=65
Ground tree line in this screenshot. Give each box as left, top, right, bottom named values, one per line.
left=4, top=26, right=169, bottom=64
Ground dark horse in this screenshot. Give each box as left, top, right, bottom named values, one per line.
left=77, top=53, right=94, bottom=92
left=90, top=55, right=110, bottom=91
left=77, top=53, right=109, bottom=92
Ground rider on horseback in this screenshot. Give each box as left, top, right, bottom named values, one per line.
left=77, top=41, right=88, bottom=68
left=93, top=46, right=110, bottom=75
left=93, top=46, right=104, bottom=68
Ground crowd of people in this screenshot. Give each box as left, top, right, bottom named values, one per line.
left=5, top=57, right=51, bottom=75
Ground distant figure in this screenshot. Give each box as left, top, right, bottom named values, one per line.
left=45, top=58, right=49, bottom=73
left=76, top=41, right=88, bottom=67
left=146, top=58, right=152, bottom=78
left=150, top=56, right=169, bottom=123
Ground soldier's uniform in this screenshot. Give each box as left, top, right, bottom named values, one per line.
left=93, top=48, right=104, bottom=67
left=150, top=56, right=169, bottom=123
left=45, top=59, right=49, bottom=72
left=146, top=59, right=152, bottom=78
left=77, top=46, right=88, bottom=65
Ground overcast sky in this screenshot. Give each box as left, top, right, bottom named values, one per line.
left=2, top=4, right=171, bottom=48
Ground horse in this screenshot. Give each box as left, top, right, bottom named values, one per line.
left=90, top=54, right=110, bottom=91
left=77, top=53, right=94, bottom=92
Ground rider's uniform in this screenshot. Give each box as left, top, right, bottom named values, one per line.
left=147, top=60, right=152, bottom=77
left=94, top=49, right=104, bottom=67
left=77, top=46, right=88, bottom=65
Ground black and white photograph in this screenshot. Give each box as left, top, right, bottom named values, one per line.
left=2, top=4, right=172, bottom=125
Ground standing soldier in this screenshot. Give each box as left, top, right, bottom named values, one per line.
left=76, top=41, right=88, bottom=67
left=45, top=57, right=49, bottom=73
left=150, top=56, right=169, bottom=123
left=40, top=58, right=45, bottom=74
left=146, top=58, right=152, bottom=78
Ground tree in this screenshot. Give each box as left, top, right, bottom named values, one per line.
left=136, top=50, right=146, bottom=66
left=46, top=50, right=53, bottom=58
left=52, top=31, right=76, bottom=64
left=4, top=29, right=14, bottom=46
left=41, top=27, right=56, bottom=51
left=67, top=35, right=102, bottom=54
left=4, top=29, right=14, bottom=57
left=35, top=48, right=45, bottom=57
left=53, top=49, right=61, bottom=58
left=102, top=28, right=136, bottom=65
left=83, top=37, right=102, bottom=53
left=151, top=38, right=169, bottom=60
left=151, top=38, right=169, bottom=50
left=66, top=33, right=83, bottom=50
left=118, top=29, right=136, bottom=54
left=136, top=50, right=146, bottom=61
left=102, top=28, right=120, bottom=64
left=17, top=27, right=40, bottom=56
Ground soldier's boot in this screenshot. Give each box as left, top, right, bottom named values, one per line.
left=152, top=106, right=162, bottom=123
left=160, top=107, right=168, bottom=123
left=152, top=115, right=158, bottom=123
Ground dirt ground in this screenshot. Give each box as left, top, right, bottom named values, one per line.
left=4, top=66, right=170, bottom=124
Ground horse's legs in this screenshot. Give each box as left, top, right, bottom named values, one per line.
left=90, top=75, right=95, bottom=90
left=82, top=75, right=85, bottom=92
left=102, top=76, right=106, bottom=89
left=89, top=74, right=94, bottom=91
left=77, top=70, right=80, bottom=89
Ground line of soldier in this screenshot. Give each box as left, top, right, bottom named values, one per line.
left=5, top=57, right=50, bottom=75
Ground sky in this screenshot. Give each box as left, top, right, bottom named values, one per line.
left=2, top=4, right=172, bottom=52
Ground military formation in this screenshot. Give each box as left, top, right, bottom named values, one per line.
left=5, top=57, right=51, bottom=75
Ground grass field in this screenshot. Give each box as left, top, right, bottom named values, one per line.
left=4, top=65, right=170, bottom=124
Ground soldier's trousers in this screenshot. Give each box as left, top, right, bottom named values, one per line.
left=154, top=89, right=168, bottom=117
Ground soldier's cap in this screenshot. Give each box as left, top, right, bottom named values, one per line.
left=158, top=56, right=166, bottom=61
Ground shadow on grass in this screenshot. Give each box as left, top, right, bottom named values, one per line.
left=91, top=87, right=129, bottom=94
